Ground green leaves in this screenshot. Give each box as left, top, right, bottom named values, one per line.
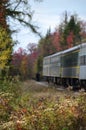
left=62, top=15, right=81, bottom=47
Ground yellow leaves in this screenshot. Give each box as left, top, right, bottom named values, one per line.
left=0, top=48, right=11, bottom=69
left=0, top=27, right=12, bottom=70
left=20, top=56, right=28, bottom=78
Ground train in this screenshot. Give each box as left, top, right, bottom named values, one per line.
left=43, top=42, right=86, bottom=90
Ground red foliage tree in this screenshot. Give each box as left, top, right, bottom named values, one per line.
left=27, top=43, right=39, bottom=78
left=11, top=48, right=26, bottom=76
left=51, top=31, right=61, bottom=51
left=11, top=44, right=39, bottom=79
left=67, top=31, right=74, bottom=48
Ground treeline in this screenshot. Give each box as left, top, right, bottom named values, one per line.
left=10, top=12, right=86, bottom=80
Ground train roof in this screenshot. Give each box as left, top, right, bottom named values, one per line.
left=43, top=51, right=62, bottom=59
left=43, top=42, right=86, bottom=59
left=50, top=51, right=62, bottom=57
left=63, top=42, right=86, bottom=54
left=63, top=44, right=80, bottom=54
left=43, top=55, right=51, bottom=59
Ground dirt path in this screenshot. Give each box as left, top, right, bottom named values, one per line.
left=20, top=80, right=80, bottom=99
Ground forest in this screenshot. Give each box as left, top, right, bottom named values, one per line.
left=0, top=0, right=86, bottom=130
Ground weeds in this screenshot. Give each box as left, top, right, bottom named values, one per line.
left=0, top=79, right=86, bottom=130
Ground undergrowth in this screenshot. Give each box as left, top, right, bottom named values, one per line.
left=0, top=79, right=86, bottom=130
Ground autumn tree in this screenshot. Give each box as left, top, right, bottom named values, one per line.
left=12, top=48, right=28, bottom=80
left=11, top=43, right=39, bottom=79
left=0, top=27, right=13, bottom=77
left=11, top=48, right=25, bottom=76
left=27, top=43, right=38, bottom=78
left=51, top=31, right=61, bottom=51
left=20, top=54, right=29, bottom=80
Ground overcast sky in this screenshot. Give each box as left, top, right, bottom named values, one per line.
left=13, top=0, right=86, bottom=51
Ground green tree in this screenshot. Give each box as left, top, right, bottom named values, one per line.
left=64, top=15, right=81, bottom=44
left=59, top=14, right=81, bottom=49
left=36, top=55, right=43, bottom=75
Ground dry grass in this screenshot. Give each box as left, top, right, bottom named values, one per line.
left=20, top=80, right=80, bottom=101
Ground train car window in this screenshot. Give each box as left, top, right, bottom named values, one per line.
left=80, top=55, right=85, bottom=65
left=62, top=51, right=79, bottom=67
left=51, top=56, right=60, bottom=63
left=51, top=56, right=60, bottom=64
left=44, top=58, right=51, bottom=65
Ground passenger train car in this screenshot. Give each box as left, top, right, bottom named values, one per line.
left=43, top=43, right=86, bottom=90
